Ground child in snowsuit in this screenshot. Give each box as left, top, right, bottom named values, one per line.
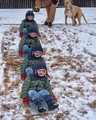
left=22, top=61, right=59, bottom=113
left=20, top=44, right=44, bottom=81
left=33, top=0, right=59, bottom=27
left=19, top=26, right=41, bottom=57
left=19, top=10, right=40, bottom=38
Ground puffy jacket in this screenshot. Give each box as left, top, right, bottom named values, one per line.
left=19, top=19, right=39, bottom=33
left=19, top=35, right=40, bottom=52
left=20, top=55, right=45, bottom=75
left=22, top=75, right=53, bottom=99
left=22, top=61, right=53, bottom=99
left=35, top=0, right=59, bottom=8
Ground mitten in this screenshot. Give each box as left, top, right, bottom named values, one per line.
left=21, top=75, right=26, bottom=81
left=19, top=51, right=23, bottom=57
left=37, top=32, right=41, bottom=37
left=33, top=8, right=40, bottom=12
left=52, top=0, right=58, bottom=4
left=46, top=73, right=50, bottom=78
left=23, top=98, right=30, bottom=106
left=19, top=32, right=23, bottom=38
left=51, top=94, right=58, bottom=101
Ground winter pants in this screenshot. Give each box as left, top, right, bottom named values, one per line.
left=46, top=4, right=57, bottom=23
left=28, top=90, right=50, bottom=100
left=25, top=68, right=33, bottom=75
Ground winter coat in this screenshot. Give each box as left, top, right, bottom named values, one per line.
left=19, top=19, right=39, bottom=33
left=35, top=0, right=59, bottom=22
left=19, top=35, right=40, bottom=52
left=20, top=54, right=45, bottom=76
left=22, top=61, right=53, bottom=99
left=35, top=0, right=52, bottom=8
left=22, top=75, right=53, bottom=99
left=35, top=0, right=59, bottom=8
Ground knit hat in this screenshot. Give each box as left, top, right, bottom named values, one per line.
left=26, top=10, right=34, bottom=19
left=31, top=44, right=43, bottom=58
left=28, top=26, right=37, bottom=34
left=36, top=65, right=46, bottom=72
left=33, top=61, right=47, bottom=77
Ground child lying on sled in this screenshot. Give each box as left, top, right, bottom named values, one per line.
left=22, top=61, right=59, bottom=113
left=20, top=44, right=50, bottom=81
left=19, top=10, right=40, bottom=38
left=19, top=26, right=41, bottom=57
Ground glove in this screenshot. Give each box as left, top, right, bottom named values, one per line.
left=37, top=32, right=41, bottom=37
left=46, top=73, right=50, bottom=78
left=21, top=75, right=26, bottom=81
left=51, top=94, right=58, bottom=101
left=19, top=51, right=23, bottom=57
left=52, top=0, right=58, bottom=4
left=23, top=98, right=30, bottom=106
left=33, top=8, right=40, bottom=12
left=19, top=32, right=23, bottom=38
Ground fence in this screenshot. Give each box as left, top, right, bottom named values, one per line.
left=73, top=0, right=96, bottom=7
left=0, top=0, right=35, bottom=8
left=0, top=0, right=96, bottom=8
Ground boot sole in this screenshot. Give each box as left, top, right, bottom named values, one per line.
left=49, top=105, right=59, bottom=111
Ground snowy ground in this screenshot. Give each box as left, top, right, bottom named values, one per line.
left=0, top=8, right=96, bottom=120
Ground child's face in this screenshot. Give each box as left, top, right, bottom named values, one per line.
left=30, top=32, right=37, bottom=37
left=34, top=51, right=42, bottom=58
left=27, top=16, right=33, bottom=20
left=37, top=69, right=46, bottom=77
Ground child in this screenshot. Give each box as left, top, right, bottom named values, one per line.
left=22, top=61, right=59, bottom=113
left=19, top=26, right=41, bottom=57
left=19, top=10, right=40, bottom=37
left=20, top=44, right=44, bottom=81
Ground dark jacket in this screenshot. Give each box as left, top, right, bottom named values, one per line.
left=19, top=10, right=39, bottom=33
left=20, top=55, right=45, bottom=75
left=19, top=35, right=40, bottom=52
left=22, top=61, right=53, bottom=99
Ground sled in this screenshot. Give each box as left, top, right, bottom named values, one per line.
left=28, top=100, right=58, bottom=116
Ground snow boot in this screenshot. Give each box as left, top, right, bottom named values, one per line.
left=37, top=102, right=46, bottom=113
left=33, top=98, right=46, bottom=113
left=44, top=21, right=48, bottom=25
left=44, top=95, right=59, bottom=111
left=48, top=22, right=52, bottom=28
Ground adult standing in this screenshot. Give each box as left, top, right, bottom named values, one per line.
left=33, top=0, right=59, bottom=27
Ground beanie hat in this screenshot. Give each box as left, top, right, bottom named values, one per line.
left=33, top=61, right=47, bottom=77
left=31, top=44, right=43, bottom=58
left=26, top=10, right=34, bottom=19
left=35, top=65, right=46, bottom=77
left=36, top=65, right=46, bottom=72
left=28, top=26, right=37, bottom=34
